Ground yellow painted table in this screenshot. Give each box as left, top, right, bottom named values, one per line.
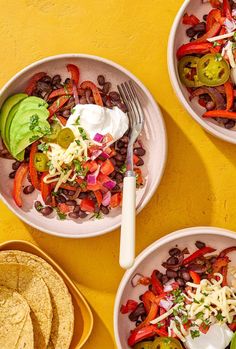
left=1, top=0, right=236, bottom=347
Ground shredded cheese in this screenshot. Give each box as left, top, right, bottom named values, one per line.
left=207, top=32, right=235, bottom=42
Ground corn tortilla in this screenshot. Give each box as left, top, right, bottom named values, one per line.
left=15, top=311, right=34, bottom=349
left=0, top=250, right=74, bottom=349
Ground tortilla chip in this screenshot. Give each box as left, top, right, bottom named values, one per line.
left=0, top=286, right=32, bottom=349
left=0, top=250, right=74, bottom=349
left=15, top=311, right=34, bottom=349
left=0, top=263, right=52, bottom=349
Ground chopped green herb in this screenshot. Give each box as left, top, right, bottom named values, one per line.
left=29, top=114, right=39, bottom=131
left=79, top=181, right=87, bottom=190
left=216, top=312, right=224, bottom=321
left=92, top=212, right=103, bottom=220
left=190, top=330, right=200, bottom=339
left=73, top=160, right=88, bottom=177
left=213, top=41, right=220, bottom=47
left=75, top=139, right=81, bottom=146
left=182, top=315, right=188, bottom=324
left=234, top=32, right=236, bottom=41
left=78, top=127, right=88, bottom=140
left=119, top=164, right=127, bottom=174
left=51, top=191, right=58, bottom=197
left=196, top=312, right=204, bottom=320
left=38, top=143, right=49, bottom=152
left=55, top=208, right=66, bottom=220
left=172, top=289, right=185, bottom=304
left=193, top=299, right=200, bottom=304
left=215, top=53, right=222, bottom=62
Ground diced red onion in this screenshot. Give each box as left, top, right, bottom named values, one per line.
left=104, top=179, right=116, bottom=190
left=163, top=284, right=173, bottom=292
left=101, top=151, right=110, bottom=159
left=93, top=133, right=104, bottom=143
left=91, top=150, right=102, bottom=161
left=86, top=165, right=100, bottom=185
left=160, top=299, right=173, bottom=311
left=190, top=87, right=225, bottom=110
left=102, top=191, right=111, bottom=206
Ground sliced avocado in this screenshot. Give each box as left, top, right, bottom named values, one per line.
left=5, top=97, right=48, bottom=148
left=0, top=93, right=27, bottom=145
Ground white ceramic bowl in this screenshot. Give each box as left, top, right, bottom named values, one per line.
left=168, top=0, right=236, bottom=144
left=114, top=226, right=236, bottom=348
left=0, top=54, right=167, bottom=238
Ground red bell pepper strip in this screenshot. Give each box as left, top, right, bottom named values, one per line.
left=224, top=81, right=234, bottom=110
left=203, top=110, right=236, bottom=119
left=208, top=256, right=229, bottom=281
left=100, top=159, right=115, bottom=176
left=195, top=21, right=221, bottom=43
left=210, top=0, right=221, bottom=8
left=182, top=13, right=200, bottom=25
left=57, top=115, right=67, bottom=126
left=94, top=190, right=103, bottom=207
left=177, top=42, right=213, bottom=59
left=80, top=81, right=103, bottom=106
left=222, top=0, right=233, bottom=20
left=25, top=72, right=46, bottom=95
left=219, top=246, right=236, bottom=257
left=206, top=9, right=222, bottom=31
left=67, top=64, right=80, bottom=86
left=141, top=290, right=156, bottom=313
left=182, top=246, right=216, bottom=265
left=136, top=302, right=159, bottom=330
left=189, top=270, right=201, bottom=284
left=48, top=95, right=70, bottom=117
left=13, top=163, right=29, bottom=207
left=151, top=270, right=164, bottom=295
left=29, top=142, right=40, bottom=190
left=222, top=266, right=228, bottom=286
left=41, top=173, right=51, bottom=203
left=48, top=86, right=73, bottom=99
left=120, top=299, right=138, bottom=314
left=128, top=325, right=168, bottom=346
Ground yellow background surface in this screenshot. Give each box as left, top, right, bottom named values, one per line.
left=0, top=0, right=236, bottom=347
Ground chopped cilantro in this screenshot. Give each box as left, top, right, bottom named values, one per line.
left=92, top=212, right=103, bottom=220
left=73, top=160, right=88, bottom=177
left=119, top=164, right=127, bottom=174
left=215, top=53, right=222, bottom=62
left=29, top=114, right=39, bottom=131
left=55, top=208, right=67, bottom=220
left=182, top=315, right=188, bottom=324
left=79, top=181, right=87, bottom=190
left=71, top=107, right=76, bottom=114
left=213, top=41, right=220, bottom=47
left=75, top=139, right=81, bottom=146
left=234, top=31, right=236, bottom=41
left=51, top=191, right=58, bottom=197
left=193, top=299, right=200, bottom=304
left=157, top=322, right=164, bottom=328
left=190, top=330, right=200, bottom=339
left=196, top=312, right=204, bottom=320
left=216, top=312, right=224, bottom=321
left=172, top=289, right=185, bottom=304
left=78, top=127, right=88, bottom=140
left=38, top=143, right=49, bottom=152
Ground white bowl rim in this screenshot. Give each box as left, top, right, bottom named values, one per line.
left=0, top=53, right=167, bottom=238
left=114, top=225, right=236, bottom=348
left=167, top=0, right=236, bottom=144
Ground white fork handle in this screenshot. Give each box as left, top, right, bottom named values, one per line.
left=119, top=175, right=136, bottom=269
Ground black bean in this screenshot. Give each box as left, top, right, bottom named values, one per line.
left=66, top=200, right=77, bottom=206
left=100, top=205, right=109, bottom=215
left=37, top=81, right=52, bottom=93
left=41, top=206, right=53, bottom=216
left=188, top=263, right=205, bottom=273
left=181, top=270, right=191, bottom=281
left=105, top=98, right=113, bottom=108
left=45, top=195, right=52, bottom=205
left=195, top=241, right=206, bottom=249
left=110, top=158, right=116, bottom=166
left=62, top=189, right=69, bottom=195
left=62, top=109, right=70, bottom=117
left=167, top=256, right=179, bottom=265
left=109, top=91, right=120, bottom=101
left=186, top=27, right=196, bottom=38
left=97, top=75, right=105, bottom=86
left=162, top=275, right=169, bottom=284
left=135, top=320, right=142, bottom=327
left=169, top=247, right=181, bottom=256
left=155, top=270, right=163, bottom=280
left=68, top=190, right=75, bottom=196
left=176, top=278, right=185, bottom=287
left=34, top=201, right=43, bottom=212
left=115, top=173, right=123, bottom=184
left=141, top=314, right=147, bottom=321
left=40, top=75, right=52, bottom=84
left=225, top=120, right=236, bottom=129
left=190, top=37, right=196, bottom=42
left=117, top=102, right=128, bottom=113
left=78, top=210, right=88, bottom=218
left=9, top=171, right=16, bottom=179
left=79, top=192, right=88, bottom=199
left=119, top=148, right=126, bottom=155
left=197, top=31, right=205, bottom=38
left=117, top=140, right=124, bottom=149
left=210, top=256, right=217, bottom=264
left=73, top=205, right=81, bottom=213
left=115, top=153, right=123, bottom=162
left=12, top=161, right=21, bottom=171
left=64, top=78, right=71, bottom=85
left=56, top=195, right=66, bottom=203
left=23, top=185, right=35, bottom=194
left=102, top=82, right=111, bottom=94
left=166, top=269, right=178, bottom=278
left=129, top=303, right=146, bottom=322
left=111, top=184, right=121, bottom=193
left=79, top=96, right=87, bottom=104
left=136, top=158, right=144, bottom=166
left=121, top=135, right=129, bottom=143
left=116, top=160, right=124, bottom=167
left=68, top=212, right=80, bottom=219
left=52, top=75, right=61, bottom=85
left=89, top=96, right=95, bottom=104
left=193, top=22, right=206, bottom=33
left=203, top=14, right=208, bottom=21
left=134, top=147, right=146, bottom=156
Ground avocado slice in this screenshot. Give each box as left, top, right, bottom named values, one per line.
left=5, top=97, right=48, bottom=149
left=10, top=109, right=50, bottom=160
left=0, top=93, right=27, bottom=145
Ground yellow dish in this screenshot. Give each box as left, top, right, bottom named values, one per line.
left=0, top=240, right=93, bottom=349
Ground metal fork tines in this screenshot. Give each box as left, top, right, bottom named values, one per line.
left=117, top=81, right=144, bottom=174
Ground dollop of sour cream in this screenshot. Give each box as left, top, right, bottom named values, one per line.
left=185, top=323, right=233, bottom=349
left=67, top=104, right=129, bottom=142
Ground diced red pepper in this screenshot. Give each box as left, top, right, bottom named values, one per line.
left=83, top=160, right=98, bottom=173
left=133, top=154, right=139, bottom=165
left=182, top=13, right=200, bottom=25
left=222, top=266, right=228, bottom=286
left=41, top=173, right=51, bottom=203
left=224, top=81, right=234, bottom=110
left=228, top=321, right=236, bottom=331
left=195, top=21, right=221, bottom=43
left=151, top=270, right=164, bottom=295
left=80, top=80, right=103, bottom=106
left=219, top=246, right=236, bottom=257
left=206, top=9, right=222, bottom=31
left=29, top=142, right=40, bottom=190
left=177, top=42, right=213, bottom=60
left=103, top=133, right=114, bottom=144
left=67, top=64, right=80, bottom=86
left=136, top=302, right=159, bottom=330
left=182, top=246, right=216, bottom=265
left=94, top=190, right=103, bottom=206
left=120, top=299, right=138, bottom=314
left=223, top=0, right=233, bottom=20
left=13, top=163, right=29, bottom=207
left=110, top=193, right=122, bottom=208
left=57, top=115, right=67, bottom=126
left=138, top=277, right=151, bottom=286
left=87, top=182, right=106, bottom=192
left=189, top=270, right=201, bottom=284
left=25, top=72, right=46, bottom=95
left=57, top=203, right=73, bottom=214
left=80, top=198, right=95, bottom=212
left=203, top=110, right=236, bottom=119
left=128, top=325, right=168, bottom=346
left=100, top=159, right=114, bottom=176
left=48, top=95, right=70, bottom=117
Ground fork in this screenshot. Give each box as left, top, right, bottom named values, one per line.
left=117, top=81, right=144, bottom=269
